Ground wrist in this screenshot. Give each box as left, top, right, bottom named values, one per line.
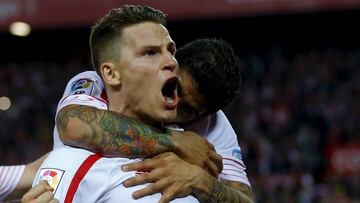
left=169, top=130, right=182, bottom=154
left=190, top=166, right=212, bottom=198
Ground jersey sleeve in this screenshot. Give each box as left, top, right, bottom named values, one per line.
left=56, top=71, right=108, bottom=115
left=53, top=71, right=108, bottom=149
left=206, top=111, right=251, bottom=187
left=0, top=165, right=26, bottom=201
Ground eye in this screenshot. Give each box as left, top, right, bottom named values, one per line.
left=144, top=49, right=158, bottom=56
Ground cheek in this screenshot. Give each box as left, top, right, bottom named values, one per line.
left=176, top=110, right=193, bottom=123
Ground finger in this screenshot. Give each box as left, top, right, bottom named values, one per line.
left=22, top=181, right=53, bottom=202
left=209, top=152, right=223, bottom=172
left=124, top=171, right=158, bottom=187
left=132, top=178, right=169, bottom=199
left=207, top=142, right=216, bottom=151
left=35, top=191, right=55, bottom=202
left=158, top=188, right=176, bottom=203
left=122, top=159, right=161, bottom=172
left=205, top=159, right=219, bottom=178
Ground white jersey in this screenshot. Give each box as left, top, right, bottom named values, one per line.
left=35, top=70, right=249, bottom=202
left=35, top=146, right=198, bottom=203
left=183, top=111, right=250, bottom=186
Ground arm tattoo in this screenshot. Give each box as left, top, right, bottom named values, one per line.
left=199, top=175, right=254, bottom=203
left=56, top=105, right=174, bottom=158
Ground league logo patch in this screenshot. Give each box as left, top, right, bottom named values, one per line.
left=69, top=78, right=94, bottom=95
left=232, top=148, right=242, bottom=160
left=36, top=168, right=65, bottom=194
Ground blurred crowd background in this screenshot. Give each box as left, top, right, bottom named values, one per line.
left=1, top=1, right=359, bottom=202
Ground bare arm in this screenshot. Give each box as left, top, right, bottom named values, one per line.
left=57, top=104, right=173, bottom=158
left=221, top=179, right=254, bottom=202
left=194, top=175, right=254, bottom=203
left=57, top=104, right=222, bottom=176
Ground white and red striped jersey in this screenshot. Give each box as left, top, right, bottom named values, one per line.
left=0, top=165, right=25, bottom=201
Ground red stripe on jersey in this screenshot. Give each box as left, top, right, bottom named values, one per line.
left=86, top=95, right=108, bottom=105
left=223, top=157, right=245, bottom=168
left=64, top=154, right=102, bottom=203
left=100, top=90, right=108, bottom=103
left=222, top=168, right=245, bottom=174
left=223, top=162, right=243, bottom=169
left=59, top=94, right=108, bottom=106
left=58, top=96, right=69, bottom=105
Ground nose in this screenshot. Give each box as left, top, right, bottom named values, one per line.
left=162, top=54, right=178, bottom=72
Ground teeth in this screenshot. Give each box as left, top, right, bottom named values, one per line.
left=165, top=96, right=174, bottom=103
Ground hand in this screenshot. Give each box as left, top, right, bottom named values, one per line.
left=171, top=130, right=223, bottom=177
left=122, top=152, right=205, bottom=203
left=21, top=180, right=59, bottom=203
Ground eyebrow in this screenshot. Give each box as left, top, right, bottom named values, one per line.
left=141, top=41, right=176, bottom=50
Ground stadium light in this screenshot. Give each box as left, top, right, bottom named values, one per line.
left=9, top=21, right=31, bottom=37
left=0, top=96, right=11, bottom=111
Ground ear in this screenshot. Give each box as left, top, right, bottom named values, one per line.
left=100, top=62, right=121, bottom=86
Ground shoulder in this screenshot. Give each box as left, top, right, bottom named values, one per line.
left=67, top=71, right=103, bottom=94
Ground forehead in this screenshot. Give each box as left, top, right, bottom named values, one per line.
left=121, top=22, right=174, bottom=48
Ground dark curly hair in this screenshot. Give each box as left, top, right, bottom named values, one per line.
left=176, top=38, right=241, bottom=115
left=90, top=5, right=166, bottom=75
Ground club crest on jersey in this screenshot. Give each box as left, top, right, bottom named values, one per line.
left=36, top=168, right=65, bottom=194
left=232, top=148, right=242, bottom=160
left=70, top=78, right=94, bottom=95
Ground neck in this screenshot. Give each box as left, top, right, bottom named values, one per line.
left=106, top=88, right=164, bottom=130
left=106, top=89, right=132, bottom=117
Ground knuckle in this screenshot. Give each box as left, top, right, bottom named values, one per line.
left=136, top=162, right=146, bottom=168
left=21, top=195, right=31, bottom=202
left=47, top=191, right=55, bottom=197
left=153, top=183, right=162, bottom=191
left=146, top=183, right=158, bottom=192
left=162, top=194, right=171, bottom=202
left=141, top=173, right=150, bottom=180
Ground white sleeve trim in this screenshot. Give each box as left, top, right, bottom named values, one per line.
left=220, top=157, right=251, bottom=187
left=57, top=94, right=108, bottom=113
left=0, top=165, right=26, bottom=201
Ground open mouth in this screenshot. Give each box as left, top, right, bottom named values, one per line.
left=162, top=77, right=179, bottom=107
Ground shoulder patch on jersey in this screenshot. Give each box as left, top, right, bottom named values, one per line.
left=69, top=78, right=94, bottom=96
left=36, top=168, right=65, bottom=194
left=232, top=148, right=243, bottom=161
